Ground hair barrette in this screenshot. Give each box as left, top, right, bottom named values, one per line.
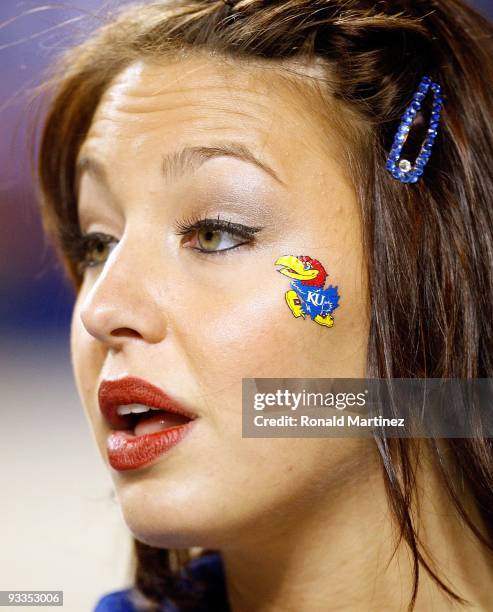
left=386, top=75, right=443, bottom=184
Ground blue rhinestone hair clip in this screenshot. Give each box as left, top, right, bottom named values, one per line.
left=386, top=75, right=443, bottom=184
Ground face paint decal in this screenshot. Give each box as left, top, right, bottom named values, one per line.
left=274, top=255, right=340, bottom=328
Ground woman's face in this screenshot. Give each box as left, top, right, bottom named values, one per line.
left=71, top=54, right=370, bottom=549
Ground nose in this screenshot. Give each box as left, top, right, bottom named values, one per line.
left=79, top=242, right=168, bottom=347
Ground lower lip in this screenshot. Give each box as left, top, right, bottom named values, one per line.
left=106, top=420, right=197, bottom=471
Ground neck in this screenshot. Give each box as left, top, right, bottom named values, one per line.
left=221, top=441, right=493, bottom=612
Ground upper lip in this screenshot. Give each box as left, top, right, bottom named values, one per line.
left=98, top=376, right=197, bottom=429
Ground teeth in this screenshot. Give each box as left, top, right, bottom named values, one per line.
left=117, top=403, right=161, bottom=416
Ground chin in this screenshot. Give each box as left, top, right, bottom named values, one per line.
left=125, top=520, right=208, bottom=550
left=113, top=478, right=231, bottom=549
left=121, top=510, right=233, bottom=550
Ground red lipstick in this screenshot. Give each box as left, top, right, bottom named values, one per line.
left=98, top=376, right=198, bottom=471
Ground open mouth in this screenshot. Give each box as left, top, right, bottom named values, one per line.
left=104, top=406, right=197, bottom=471
left=109, top=404, right=193, bottom=437
left=98, top=377, right=198, bottom=470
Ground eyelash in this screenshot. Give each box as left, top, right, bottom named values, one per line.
left=67, top=232, right=116, bottom=275
left=173, top=213, right=262, bottom=253
left=64, top=214, right=262, bottom=274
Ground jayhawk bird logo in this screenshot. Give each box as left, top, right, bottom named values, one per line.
left=275, top=255, right=340, bottom=328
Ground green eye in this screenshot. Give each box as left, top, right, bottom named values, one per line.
left=197, top=227, right=234, bottom=252
left=69, top=216, right=262, bottom=276
left=175, top=216, right=262, bottom=255
left=90, top=239, right=112, bottom=263
left=77, top=233, right=117, bottom=272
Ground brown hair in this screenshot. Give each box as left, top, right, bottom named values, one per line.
left=35, top=1, right=493, bottom=610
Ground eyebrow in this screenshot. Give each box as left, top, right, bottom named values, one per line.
left=75, top=141, right=285, bottom=193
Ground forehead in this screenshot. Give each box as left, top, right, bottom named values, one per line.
left=80, top=54, right=347, bottom=182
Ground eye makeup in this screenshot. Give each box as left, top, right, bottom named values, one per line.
left=63, top=231, right=118, bottom=274
left=62, top=211, right=264, bottom=274
left=173, top=212, right=263, bottom=255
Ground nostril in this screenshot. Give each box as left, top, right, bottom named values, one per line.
left=111, top=327, right=142, bottom=338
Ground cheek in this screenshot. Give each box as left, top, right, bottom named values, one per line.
left=172, top=250, right=368, bottom=444
left=178, top=251, right=368, bottom=389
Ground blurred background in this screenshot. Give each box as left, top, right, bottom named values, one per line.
left=1, top=1, right=492, bottom=611
left=0, top=2, right=136, bottom=611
